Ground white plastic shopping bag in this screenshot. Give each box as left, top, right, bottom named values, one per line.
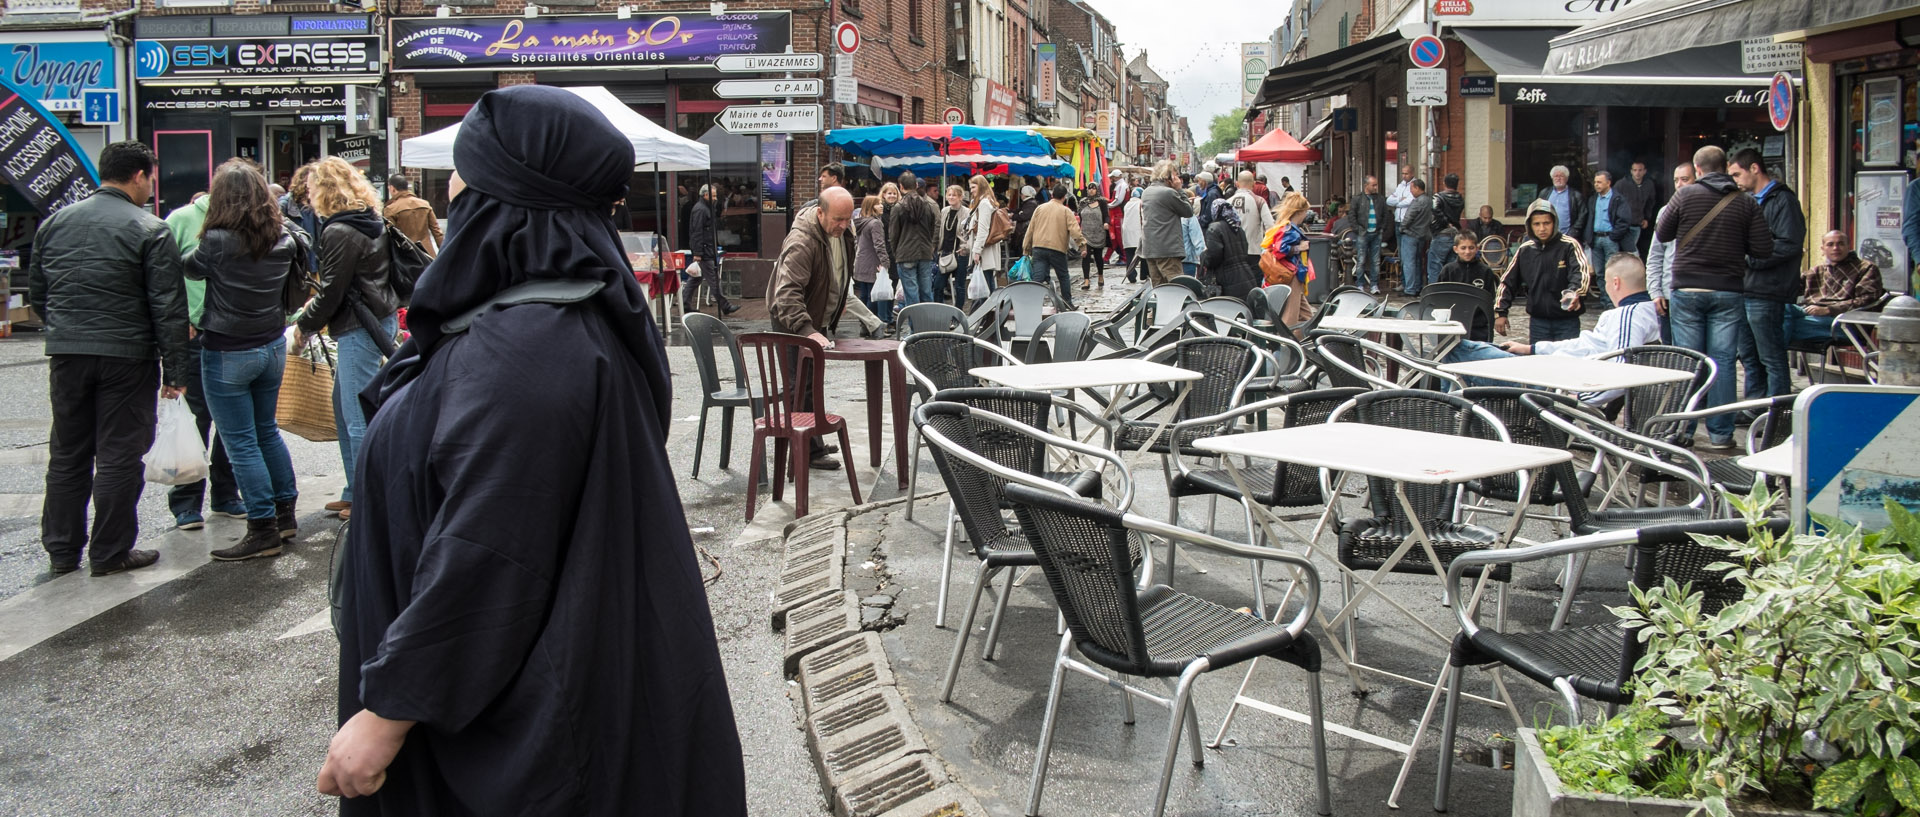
left=686, top=260, right=703, bottom=279
left=143, top=397, right=209, bottom=486
left=870, top=268, right=895, bottom=302
left=966, top=267, right=990, bottom=300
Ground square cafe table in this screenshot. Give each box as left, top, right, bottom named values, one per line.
left=1319, top=315, right=1468, bottom=378
left=1193, top=422, right=1572, bottom=806
left=1739, top=436, right=1795, bottom=479
left=1439, top=353, right=1692, bottom=393
left=970, top=358, right=1205, bottom=473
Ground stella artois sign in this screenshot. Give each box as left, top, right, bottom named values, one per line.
left=1433, top=0, right=1474, bottom=14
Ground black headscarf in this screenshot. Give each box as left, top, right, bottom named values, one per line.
left=365, top=85, right=666, bottom=423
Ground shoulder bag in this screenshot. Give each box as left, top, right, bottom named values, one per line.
left=1678, top=192, right=1741, bottom=251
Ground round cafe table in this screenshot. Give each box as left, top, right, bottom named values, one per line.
left=821, top=338, right=910, bottom=489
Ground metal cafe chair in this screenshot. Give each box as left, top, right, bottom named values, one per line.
left=1003, top=482, right=1331, bottom=817
left=914, top=397, right=1134, bottom=701
left=897, top=331, right=1022, bottom=521
left=1426, top=518, right=1787, bottom=812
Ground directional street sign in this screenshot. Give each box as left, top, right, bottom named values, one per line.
left=81, top=90, right=120, bottom=125
left=713, top=53, right=823, bottom=73
left=1406, top=68, right=1448, bottom=106
left=717, top=103, right=823, bottom=135
left=713, top=78, right=823, bottom=98
left=1409, top=35, right=1446, bottom=69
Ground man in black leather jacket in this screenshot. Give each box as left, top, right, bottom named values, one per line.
left=26, top=141, right=191, bottom=576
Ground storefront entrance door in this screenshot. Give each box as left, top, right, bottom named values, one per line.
left=154, top=130, right=212, bottom=217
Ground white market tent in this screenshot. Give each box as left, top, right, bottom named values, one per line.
left=400, top=85, right=709, bottom=172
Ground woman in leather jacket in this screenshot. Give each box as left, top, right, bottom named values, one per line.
left=295, top=157, right=396, bottom=521
left=185, top=160, right=303, bottom=561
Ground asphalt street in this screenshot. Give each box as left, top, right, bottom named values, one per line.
left=0, top=324, right=880, bottom=817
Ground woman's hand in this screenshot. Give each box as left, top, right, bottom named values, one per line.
left=317, top=709, right=415, bottom=799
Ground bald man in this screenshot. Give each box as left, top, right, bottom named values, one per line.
left=1229, top=170, right=1276, bottom=259
left=767, top=185, right=856, bottom=468
left=1787, top=230, right=1885, bottom=345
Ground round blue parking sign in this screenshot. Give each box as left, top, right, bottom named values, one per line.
left=1769, top=72, right=1793, bottom=132
left=1409, top=36, right=1445, bottom=69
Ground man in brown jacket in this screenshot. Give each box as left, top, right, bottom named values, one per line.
left=1023, top=183, right=1086, bottom=309
left=766, top=186, right=855, bottom=469
left=383, top=176, right=442, bottom=256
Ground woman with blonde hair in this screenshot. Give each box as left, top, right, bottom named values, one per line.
left=1261, top=191, right=1316, bottom=325
left=293, top=156, right=396, bottom=520
left=963, top=174, right=1004, bottom=305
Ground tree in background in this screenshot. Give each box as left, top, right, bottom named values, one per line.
left=1198, top=107, right=1249, bottom=162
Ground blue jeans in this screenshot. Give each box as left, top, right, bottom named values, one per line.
left=1029, top=247, right=1077, bottom=309
left=1669, top=289, right=1746, bottom=442
left=1530, top=316, right=1581, bottom=342
left=1782, top=305, right=1835, bottom=346
left=201, top=339, right=298, bottom=520
left=899, top=259, right=939, bottom=310
left=1743, top=298, right=1790, bottom=397
left=893, top=263, right=918, bottom=307
left=1356, top=231, right=1382, bottom=291
left=332, top=313, right=397, bottom=503
left=1589, top=236, right=1621, bottom=302
left=1398, top=234, right=1427, bottom=294
left=1427, top=235, right=1456, bottom=291
left=1440, top=340, right=1526, bottom=389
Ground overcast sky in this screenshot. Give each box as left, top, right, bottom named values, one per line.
left=1083, top=0, right=1294, bottom=133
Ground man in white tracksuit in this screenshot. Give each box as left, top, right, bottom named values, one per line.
left=1442, top=254, right=1662, bottom=404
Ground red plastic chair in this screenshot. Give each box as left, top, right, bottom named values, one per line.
left=739, top=332, right=861, bottom=521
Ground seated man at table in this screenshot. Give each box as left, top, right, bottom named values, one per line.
left=1785, top=230, right=1885, bottom=346
left=1444, top=254, right=1662, bottom=403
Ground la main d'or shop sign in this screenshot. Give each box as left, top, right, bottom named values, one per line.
left=390, top=10, right=792, bottom=71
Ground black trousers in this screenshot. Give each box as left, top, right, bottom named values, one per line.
left=684, top=253, right=733, bottom=310
left=167, top=338, right=238, bottom=519
left=43, top=355, right=159, bottom=567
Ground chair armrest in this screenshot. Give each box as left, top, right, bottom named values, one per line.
left=1647, top=395, right=1789, bottom=425
left=919, top=411, right=1137, bottom=512
left=1122, top=513, right=1320, bottom=640
left=1445, top=529, right=1640, bottom=637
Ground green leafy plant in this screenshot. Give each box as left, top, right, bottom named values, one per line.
left=1544, top=489, right=1920, bottom=817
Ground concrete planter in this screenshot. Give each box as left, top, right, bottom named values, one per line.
left=1513, top=728, right=1826, bottom=817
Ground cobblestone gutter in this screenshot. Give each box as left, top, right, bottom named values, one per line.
left=770, top=502, right=988, bottom=817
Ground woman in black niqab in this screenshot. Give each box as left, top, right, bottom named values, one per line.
left=320, top=85, right=747, bottom=816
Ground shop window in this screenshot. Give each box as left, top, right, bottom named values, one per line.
left=838, top=103, right=902, bottom=128
left=676, top=111, right=764, bottom=253
left=1506, top=106, right=1589, bottom=215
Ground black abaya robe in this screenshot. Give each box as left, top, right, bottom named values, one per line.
left=334, top=84, right=746, bottom=816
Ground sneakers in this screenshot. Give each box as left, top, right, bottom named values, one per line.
left=210, top=501, right=248, bottom=519
left=92, top=549, right=160, bottom=576
left=212, top=519, right=283, bottom=561
left=175, top=511, right=206, bottom=531
left=325, top=500, right=351, bottom=516
left=275, top=499, right=299, bottom=541
left=1701, top=436, right=1737, bottom=451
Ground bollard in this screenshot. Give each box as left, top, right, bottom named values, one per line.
left=1880, top=295, right=1920, bottom=386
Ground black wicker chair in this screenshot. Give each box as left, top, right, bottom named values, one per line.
left=1310, top=332, right=1465, bottom=391
left=898, top=332, right=1023, bottom=521
left=1429, top=517, right=1789, bottom=812
left=1328, top=390, right=1518, bottom=655
left=914, top=398, right=1132, bottom=701
left=1111, top=337, right=1262, bottom=473
left=1190, top=315, right=1314, bottom=404
left=1647, top=394, right=1797, bottom=496
left=1002, top=483, right=1331, bottom=817
left=1165, top=388, right=1368, bottom=610
left=1596, top=344, right=1714, bottom=444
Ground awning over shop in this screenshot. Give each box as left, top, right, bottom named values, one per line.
left=1542, top=0, right=1918, bottom=74
left=1247, top=31, right=1406, bottom=110
left=1303, top=112, right=1332, bottom=145
left=1238, top=127, right=1322, bottom=163
left=1456, top=27, right=1777, bottom=109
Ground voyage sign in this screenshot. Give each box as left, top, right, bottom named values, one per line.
left=0, top=77, right=99, bottom=215
left=3, top=42, right=116, bottom=113
left=389, top=11, right=792, bottom=71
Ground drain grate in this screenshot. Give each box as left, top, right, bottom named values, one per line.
left=813, top=690, right=889, bottom=739
left=801, top=632, right=876, bottom=678
left=823, top=724, right=908, bottom=775
left=836, top=754, right=946, bottom=817
left=783, top=591, right=860, bottom=677
left=800, top=649, right=896, bottom=713
left=870, top=785, right=989, bottom=817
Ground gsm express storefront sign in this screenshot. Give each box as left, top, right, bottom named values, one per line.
left=389, top=11, right=792, bottom=71
left=135, top=37, right=379, bottom=78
